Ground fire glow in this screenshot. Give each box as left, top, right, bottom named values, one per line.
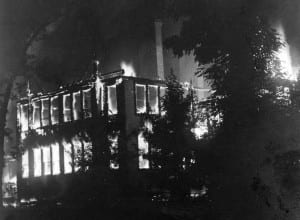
left=120, top=61, right=136, bottom=77
left=276, top=24, right=296, bottom=81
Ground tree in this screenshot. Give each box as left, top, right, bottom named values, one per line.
left=0, top=0, right=73, bottom=206
left=143, top=74, right=203, bottom=199
left=163, top=1, right=299, bottom=219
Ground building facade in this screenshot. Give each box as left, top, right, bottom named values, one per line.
left=10, top=18, right=211, bottom=203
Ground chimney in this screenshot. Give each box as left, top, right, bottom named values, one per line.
left=154, top=19, right=164, bottom=80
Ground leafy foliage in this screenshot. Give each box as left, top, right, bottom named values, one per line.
left=164, top=2, right=286, bottom=134
left=143, top=74, right=204, bottom=198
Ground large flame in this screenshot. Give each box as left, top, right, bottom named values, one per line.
left=120, top=61, right=136, bottom=77
left=276, top=24, right=296, bottom=81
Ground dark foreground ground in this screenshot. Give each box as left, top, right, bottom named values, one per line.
left=0, top=199, right=210, bottom=220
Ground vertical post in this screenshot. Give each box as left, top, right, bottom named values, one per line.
left=155, top=19, right=164, bottom=80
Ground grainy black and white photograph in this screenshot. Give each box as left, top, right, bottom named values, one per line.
left=0, top=0, right=300, bottom=219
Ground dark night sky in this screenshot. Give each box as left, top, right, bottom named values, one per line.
left=0, top=0, right=300, bottom=74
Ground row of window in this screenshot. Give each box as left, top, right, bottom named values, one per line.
left=21, top=135, right=120, bottom=178
left=18, top=85, right=119, bottom=132
left=22, top=128, right=204, bottom=177
left=21, top=131, right=149, bottom=178
left=18, top=82, right=165, bottom=132
left=135, top=84, right=165, bottom=114
left=22, top=136, right=93, bottom=178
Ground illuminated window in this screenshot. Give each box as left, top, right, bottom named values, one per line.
left=135, top=84, right=146, bottom=114
left=82, top=137, right=92, bottom=171
left=50, top=96, right=59, bottom=125
left=63, top=140, right=73, bottom=174
left=33, top=148, right=42, bottom=177
left=32, top=100, right=41, bottom=129
left=95, top=77, right=104, bottom=113
left=109, top=135, right=119, bottom=169
left=72, top=91, right=81, bottom=121
left=42, top=147, right=51, bottom=175
left=41, top=98, right=50, bottom=126
left=107, top=85, right=117, bottom=115
left=22, top=150, right=29, bottom=178
left=20, top=104, right=29, bottom=132
left=82, top=88, right=92, bottom=118
left=138, top=132, right=149, bottom=169
left=192, top=120, right=208, bottom=140
left=160, top=86, right=167, bottom=115
left=63, top=94, right=71, bottom=122
left=72, top=136, right=82, bottom=172
left=148, top=85, right=159, bottom=114
left=51, top=143, right=60, bottom=175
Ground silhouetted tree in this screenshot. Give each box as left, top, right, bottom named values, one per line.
left=143, top=74, right=203, bottom=199
left=164, top=1, right=299, bottom=219
left=0, top=0, right=73, bottom=206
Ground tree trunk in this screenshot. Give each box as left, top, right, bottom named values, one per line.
left=0, top=76, right=15, bottom=207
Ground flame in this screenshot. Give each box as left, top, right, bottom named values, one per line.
left=120, top=61, right=136, bottom=77
left=276, top=24, right=296, bottom=81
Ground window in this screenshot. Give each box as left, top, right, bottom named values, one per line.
left=22, top=150, right=29, bottom=178
left=33, top=148, right=42, bottom=177
left=138, top=132, right=149, bottom=169
left=82, top=137, right=92, bottom=171
left=51, top=96, right=59, bottom=125
left=72, top=136, right=82, bottom=172
left=160, top=86, right=167, bottom=115
left=32, top=100, right=41, bottom=129
left=135, top=84, right=146, bottom=114
left=63, top=94, right=71, bottom=122
left=95, top=80, right=103, bottom=113
left=107, top=85, right=117, bottom=115
left=41, top=98, right=50, bottom=126
left=72, top=91, right=81, bottom=120
left=51, top=143, right=60, bottom=175
left=109, top=135, right=119, bottom=169
left=63, top=140, right=73, bottom=174
left=82, top=88, right=92, bottom=118
left=19, top=104, right=29, bottom=132
left=148, top=85, right=159, bottom=114
left=42, top=147, right=51, bottom=175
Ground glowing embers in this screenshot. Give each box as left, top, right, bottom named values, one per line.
left=72, top=91, right=81, bottom=120
left=41, top=98, right=50, bottom=126
left=42, top=147, right=51, bottom=175
left=50, top=96, right=59, bottom=125
left=138, top=132, right=149, bottom=169
left=148, top=85, right=159, bottom=114
left=82, top=88, right=92, bottom=118
left=32, top=100, right=41, bottom=129
left=135, top=84, right=146, bottom=114
left=63, top=94, right=71, bottom=122
left=33, top=148, right=42, bottom=177
left=109, top=135, right=119, bottom=169
left=22, top=150, right=29, bottom=178
left=51, top=143, right=60, bottom=175
left=107, top=85, right=118, bottom=115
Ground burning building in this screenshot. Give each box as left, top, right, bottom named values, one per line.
left=13, top=19, right=211, bottom=202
